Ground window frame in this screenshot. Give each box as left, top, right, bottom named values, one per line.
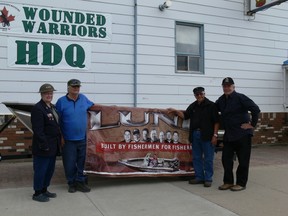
left=175, top=22, right=204, bottom=74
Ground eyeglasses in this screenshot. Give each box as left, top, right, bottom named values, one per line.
left=71, top=85, right=80, bottom=88
left=194, top=92, right=204, bottom=96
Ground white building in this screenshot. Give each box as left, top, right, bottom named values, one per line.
left=0, top=0, right=288, bottom=111
left=1, top=0, right=288, bottom=157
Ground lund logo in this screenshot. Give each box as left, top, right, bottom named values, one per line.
left=0, top=6, right=15, bottom=27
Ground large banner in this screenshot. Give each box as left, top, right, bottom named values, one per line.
left=85, top=105, right=194, bottom=177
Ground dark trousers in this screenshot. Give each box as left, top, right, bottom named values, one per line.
left=62, top=139, right=87, bottom=185
left=222, top=134, right=251, bottom=187
left=33, top=155, right=56, bottom=192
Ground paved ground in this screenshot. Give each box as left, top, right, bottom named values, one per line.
left=0, top=144, right=288, bottom=216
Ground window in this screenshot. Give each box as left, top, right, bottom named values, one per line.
left=176, top=22, right=204, bottom=73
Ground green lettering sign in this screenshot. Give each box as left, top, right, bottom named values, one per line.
left=65, top=44, right=85, bottom=68
left=15, top=41, right=39, bottom=65
left=41, top=42, right=62, bottom=66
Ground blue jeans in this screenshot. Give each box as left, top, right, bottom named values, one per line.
left=192, top=130, right=215, bottom=182
left=33, top=155, right=56, bottom=191
left=62, top=139, right=87, bottom=185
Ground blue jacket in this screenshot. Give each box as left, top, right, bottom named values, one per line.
left=31, top=100, right=61, bottom=157
left=56, top=94, right=94, bottom=141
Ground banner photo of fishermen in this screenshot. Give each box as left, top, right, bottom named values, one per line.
left=85, top=105, right=194, bottom=177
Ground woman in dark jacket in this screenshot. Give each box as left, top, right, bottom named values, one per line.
left=31, top=83, right=61, bottom=202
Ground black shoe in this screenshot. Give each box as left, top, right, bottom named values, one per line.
left=75, top=181, right=91, bottom=193
left=204, top=181, right=212, bottom=187
left=68, top=184, right=77, bottom=193
left=32, top=194, right=50, bottom=202
left=188, top=179, right=204, bottom=184
left=43, top=191, right=57, bottom=198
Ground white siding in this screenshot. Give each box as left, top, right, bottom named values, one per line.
left=0, top=0, right=288, bottom=112
left=0, top=0, right=135, bottom=106
left=135, top=0, right=288, bottom=112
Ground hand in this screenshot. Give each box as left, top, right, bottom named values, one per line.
left=167, top=108, right=177, bottom=114
left=211, top=136, right=217, bottom=145
left=241, top=123, right=254, bottom=130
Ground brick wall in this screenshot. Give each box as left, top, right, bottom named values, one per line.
left=0, top=116, right=32, bottom=158
left=0, top=113, right=288, bottom=158
left=254, top=113, right=288, bottom=145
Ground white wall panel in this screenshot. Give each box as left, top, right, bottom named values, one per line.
left=0, top=0, right=288, bottom=112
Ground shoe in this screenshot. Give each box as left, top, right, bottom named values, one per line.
left=68, top=184, right=77, bottom=193
left=230, top=185, right=246, bottom=191
left=188, top=179, right=204, bottom=184
left=218, top=183, right=234, bottom=190
left=43, top=191, right=57, bottom=198
left=204, top=181, right=212, bottom=187
left=32, top=194, right=50, bottom=202
left=75, top=181, right=91, bottom=193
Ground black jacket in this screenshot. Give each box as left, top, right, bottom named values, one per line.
left=31, top=100, right=61, bottom=157
left=184, top=98, right=219, bottom=142
left=216, top=91, right=260, bottom=142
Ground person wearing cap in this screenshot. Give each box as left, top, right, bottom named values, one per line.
left=55, top=79, right=94, bottom=193
left=168, top=87, right=220, bottom=187
left=31, top=83, right=61, bottom=202
left=216, top=77, right=260, bottom=191
left=132, top=129, right=141, bottom=143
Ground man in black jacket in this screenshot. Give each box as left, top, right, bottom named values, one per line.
left=168, top=87, right=219, bottom=187
left=216, top=77, right=260, bottom=191
left=31, top=83, right=61, bottom=202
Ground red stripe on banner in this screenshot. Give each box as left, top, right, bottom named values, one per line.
left=96, top=142, right=192, bottom=153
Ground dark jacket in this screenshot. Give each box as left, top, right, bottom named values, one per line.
left=31, top=100, right=61, bottom=157
left=216, top=91, right=260, bottom=142
left=184, top=98, right=219, bottom=142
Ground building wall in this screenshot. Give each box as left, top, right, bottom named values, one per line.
left=135, top=0, right=288, bottom=111
left=0, top=0, right=287, bottom=111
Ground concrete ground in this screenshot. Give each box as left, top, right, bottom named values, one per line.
left=0, top=145, right=288, bottom=216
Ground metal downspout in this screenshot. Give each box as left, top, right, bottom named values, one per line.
left=133, top=0, right=138, bottom=107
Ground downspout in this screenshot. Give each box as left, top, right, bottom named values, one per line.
left=133, top=0, right=138, bottom=107
left=283, top=60, right=288, bottom=110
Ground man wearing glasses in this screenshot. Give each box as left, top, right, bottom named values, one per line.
left=168, top=87, right=219, bottom=187
left=56, top=79, right=94, bottom=193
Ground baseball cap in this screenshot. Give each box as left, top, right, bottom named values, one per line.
left=67, top=79, right=81, bottom=86
left=133, top=129, right=140, bottom=135
left=222, top=77, right=234, bottom=85
left=39, top=83, right=56, bottom=93
left=193, top=87, right=205, bottom=94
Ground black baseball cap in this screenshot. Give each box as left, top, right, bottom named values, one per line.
left=193, top=87, right=205, bottom=94
left=222, top=77, right=234, bottom=85
left=133, top=129, right=140, bottom=135
left=67, top=79, right=81, bottom=86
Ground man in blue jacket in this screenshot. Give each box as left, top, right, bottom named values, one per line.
left=216, top=77, right=260, bottom=191
left=56, top=79, right=94, bottom=193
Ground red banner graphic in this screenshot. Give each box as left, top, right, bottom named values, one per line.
left=85, top=105, right=194, bottom=177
